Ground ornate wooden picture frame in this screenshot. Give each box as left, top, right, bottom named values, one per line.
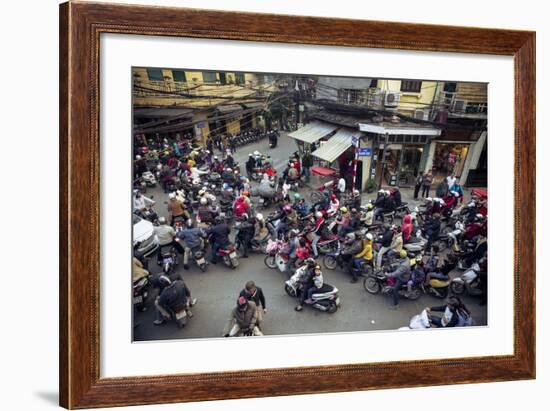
left=59, top=1, right=535, bottom=408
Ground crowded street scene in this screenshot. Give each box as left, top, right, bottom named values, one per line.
left=131, top=68, right=488, bottom=340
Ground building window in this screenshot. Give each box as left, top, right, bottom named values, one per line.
left=337, top=88, right=365, bottom=105
left=172, top=70, right=186, bottom=82
left=443, top=82, right=457, bottom=93
left=202, top=71, right=217, bottom=84
left=146, top=68, right=164, bottom=81
left=465, top=102, right=488, bottom=114
left=400, top=80, right=422, bottom=93
left=235, top=72, right=245, bottom=85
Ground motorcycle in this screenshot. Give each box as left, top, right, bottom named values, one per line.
left=193, top=250, right=208, bottom=272
left=451, top=262, right=483, bottom=296
left=421, top=277, right=451, bottom=299
left=217, top=244, right=239, bottom=269
left=158, top=245, right=178, bottom=274
left=168, top=302, right=191, bottom=328
left=362, top=268, right=422, bottom=300
left=133, top=274, right=151, bottom=312
left=142, top=170, right=157, bottom=187
left=284, top=269, right=340, bottom=313
left=264, top=239, right=290, bottom=272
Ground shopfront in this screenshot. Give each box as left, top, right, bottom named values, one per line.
left=431, top=142, right=470, bottom=182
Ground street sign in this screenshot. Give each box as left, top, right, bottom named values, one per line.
left=358, top=148, right=372, bottom=156
left=351, top=135, right=359, bottom=146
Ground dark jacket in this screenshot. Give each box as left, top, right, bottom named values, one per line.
left=177, top=227, right=205, bottom=250
left=302, top=153, right=313, bottom=168
left=206, top=223, right=231, bottom=246
left=380, top=230, right=394, bottom=248
left=158, top=280, right=190, bottom=310
left=239, top=286, right=266, bottom=309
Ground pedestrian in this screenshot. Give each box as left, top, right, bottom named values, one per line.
left=421, top=169, right=433, bottom=198
left=302, top=151, right=313, bottom=183
left=239, top=281, right=267, bottom=328
left=414, top=172, right=424, bottom=199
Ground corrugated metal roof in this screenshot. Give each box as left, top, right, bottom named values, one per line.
left=242, top=102, right=265, bottom=109
left=217, top=104, right=243, bottom=114
left=134, top=107, right=194, bottom=118
left=312, top=128, right=363, bottom=163
left=287, top=121, right=338, bottom=144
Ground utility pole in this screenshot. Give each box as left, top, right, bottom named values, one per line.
left=294, top=78, right=301, bottom=129
left=378, top=132, right=389, bottom=190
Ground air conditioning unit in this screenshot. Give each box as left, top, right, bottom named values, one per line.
left=452, top=99, right=467, bottom=112
left=384, top=92, right=401, bottom=107
left=413, top=109, right=429, bottom=120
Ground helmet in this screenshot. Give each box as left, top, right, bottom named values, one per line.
left=315, top=211, right=323, bottom=219
left=283, top=205, right=292, bottom=213
left=234, top=170, right=239, bottom=174
left=399, top=249, right=408, bottom=258
left=253, top=150, right=260, bottom=156
left=186, top=219, right=195, bottom=228
left=237, top=296, right=248, bottom=311
left=425, top=197, right=432, bottom=202
left=211, top=184, right=216, bottom=189
left=385, top=190, right=391, bottom=195
left=340, top=206, right=348, bottom=213
left=135, top=155, right=141, bottom=160
left=168, top=193, right=176, bottom=199
left=366, top=233, right=373, bottom=241
left=345, top=232, right=356, bottom=241
left=228, top=187, right=234, bottom=193
left=198, top=190, right=206, bottom=197
left=242, top=190, right=249, bottom=197
left=305, top=258, right=316, bottom=267
left=314, top=265, right=322, bottom=274
left=214, top=156, right=219, bottom=160
left=192, top=178, right=200, bottom=185
left=226, top=168, right=232, bottom=173
left=249, top=153, right=253, bottom=157
left=366, top=203, right=374, bottom=210
left=451, top=191, right=459, bottom=197
left=200, top=197, right=207, bottom=205
left=378, top=189, right=385, bottom=194
left=222, top=183, right=229, bottom=190
left=158, top=216, right=167, bottom=224
left=158, top=275, right=171, bottom=287
left=294, top=193, right=301, bottom=200
left=331, top=194, right=337, bottom=200
left=256, top=213, right=264, bottom=221
left=410, top=258, right=417, bottom=266
left=133, top=189, right=140, bottom=195
left=353, top=189, right=360, bottom=195
left=215, top=216, right=224, bottom=224
left=157, top=164, right=162, bottom=171
left=391, top=224, right=397, bottom=231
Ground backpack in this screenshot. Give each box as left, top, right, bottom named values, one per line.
left=456, top=309, right=473, bottom=327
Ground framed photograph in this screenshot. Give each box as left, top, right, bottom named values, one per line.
left=59, top=1, right=535, bottom=408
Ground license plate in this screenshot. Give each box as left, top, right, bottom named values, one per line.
left=197, top=257, right=205, bottom=265
left=133, top=295, right=143, bottom=304
left=175, top=310, right=187, bottom=320
left=229, top=252, right=237, bottom=258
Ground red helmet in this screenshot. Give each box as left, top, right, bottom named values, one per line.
left=331, top=194, right=337, bottom=200
left=283, top=205, right=292, bottom=213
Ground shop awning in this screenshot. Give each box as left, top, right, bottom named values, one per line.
left=312, top=128, right=364, bottom=163
left=217, top=104, right=243, bottom=114
left=311, top=166, right=337, bottom=177
left=288, top=121, right=338, bottom=144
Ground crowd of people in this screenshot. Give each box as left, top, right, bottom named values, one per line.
left=132, top=132, right=488, bottom=334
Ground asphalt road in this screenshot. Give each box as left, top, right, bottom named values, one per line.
left=133, top=132, right=487, bottom=342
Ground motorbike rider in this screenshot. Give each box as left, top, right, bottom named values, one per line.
left=205, top=216, right=231, bottom=264
left=352, top=232, right=374, bottom=281
left=210, top=156, right=224, bottom=174
left=196, top=197, right=215, bottom=224
left=239, top=281, right=267, bottom=328
left=340, top=232, right=364, bottom=283
left=424, top=212, right=442, bottom=255
left=153, top=275, right=197, bottom=325
left=167, top=192, right=189, bottom=225
left=407, top=258, right=426, bottom=295
left=373, top=190, right=392, bottom=222
left=133, top=189, right=155, bottom=214
left=350, top=189, right=362, bottom=210
left=224, top=152, right=236, bottom=169
left=233, top=195, right=250, bottom=219
left=361, top=203, right=375, bottom=226
left=254, top=213, right=270, bottom=243
left=310, top=211, right=329, bottom=258
left=134, top=154, right=147, bottom=178
left=326, top=194, right=340, bottom=217
left=236, top=214, right=255, bottom=258
left=154, top=216, right=178, bottom=265
left=386, top=249, right=411, bottom=309
left=426, top=296, right=472, bottom=327
left=376, top=224, right=394, bottom=268
left=245, top=153, right=256, bottom=177
left=295, top=263, right=323, bottom=312
left=335, top=207, right=351, bottom=236
left=223, top=296, right=263, bottom=337
left=401, top=214, right=414, bottom=243
left=176, top=219, right=207, bottom=270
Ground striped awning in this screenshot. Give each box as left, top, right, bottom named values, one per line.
left=312, top=128, right=363, bottom=163
left=287, top=121, right=338, bottom=144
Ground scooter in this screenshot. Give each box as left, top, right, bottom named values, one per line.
left=142, top=170, right=157, bottom=187
left=284, top=270, right=340, bottom=313
left=193, top=250, right=208, bottom=272
left=451, top=262, right=483, bottom=296
left=421, top=277, right=451, bottom=299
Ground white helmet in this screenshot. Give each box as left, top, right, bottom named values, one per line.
left=156, top=164, right=162, bottom=171
left=214, top=156, right=219, bottom=160
left=451, top=191, right=459, bottom=197
left=135, top=155, right=141, bottom=160
left=226, top=168, right=232, bottom=173
left=256, top=213, right=264, bottom=221
left=158, top=216, right=167, bottom=224
left=366, top=233, right=374, bottom=241
left=378, top=189, right=385, bottom=194
left=200, top=197, right=207, bottom=205
left=168, top=193, right=176, bottom=199
left=211, top=184, right=216, bottom=189
left=315, top=211, right=323, bottom=218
